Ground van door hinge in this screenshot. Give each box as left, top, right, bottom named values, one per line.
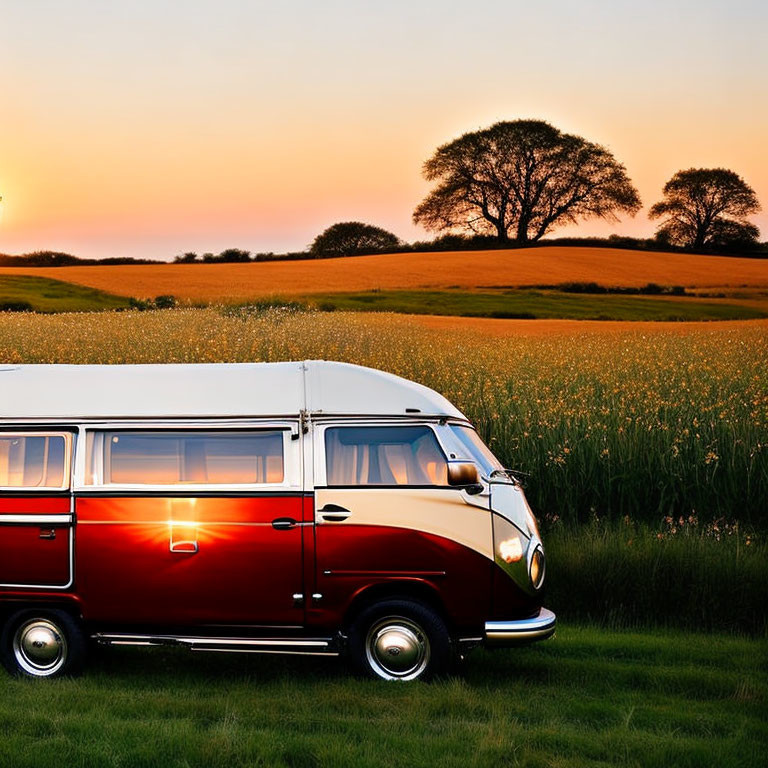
left=299, top=409, right=310, bottom=435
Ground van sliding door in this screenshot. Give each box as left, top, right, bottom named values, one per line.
left=75, top=426, right=305, bottom=627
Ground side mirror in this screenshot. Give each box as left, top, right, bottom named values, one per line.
left=447, top=462, right=483, bottom=494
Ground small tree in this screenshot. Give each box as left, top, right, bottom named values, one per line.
left=217, top=248, right=252, bottom=263
left=174, top=252, right=198, bottom=263
left=413, top=120, right=641, bottom=244
left=649, top=168, right=761, bottom=250
left=310, top=222, right=402, bottom=257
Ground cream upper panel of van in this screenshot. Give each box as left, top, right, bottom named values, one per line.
left=0, top=362, right=466, bottom=421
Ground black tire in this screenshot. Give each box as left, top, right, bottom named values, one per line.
left=0, top=609, right=86, bottom=679
left=347, top=599, right=451, bottom=681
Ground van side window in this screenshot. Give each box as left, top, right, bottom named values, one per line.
left=325, top=426, right=448, bottom=486
left=0, top=434, right=69, bottom=489
left=86, top=431, right=284, bottom=486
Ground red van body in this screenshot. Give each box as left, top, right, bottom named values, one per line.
left=0, top=362, right=554, bottom=681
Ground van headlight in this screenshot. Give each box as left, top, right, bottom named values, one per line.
left=530, top=546, right=545, bottom=589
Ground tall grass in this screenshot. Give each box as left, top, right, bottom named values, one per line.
left=1, top=308, right=764, bottom=529
left=545, top=521, right=767, bottom=635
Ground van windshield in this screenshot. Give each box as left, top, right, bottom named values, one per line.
left=448, top=425, right=503, bottom=478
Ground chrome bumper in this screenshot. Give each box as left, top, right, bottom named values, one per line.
left=484, top=607, right=556, bottom=647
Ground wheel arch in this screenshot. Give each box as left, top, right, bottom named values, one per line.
left=0, top=597, right=84, bottom=629
left=342, top=579, right=450, bottom=633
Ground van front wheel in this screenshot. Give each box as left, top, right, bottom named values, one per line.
left=0, top=609, right=86, bottom=679
left=348, top=599, right=450, bottom=681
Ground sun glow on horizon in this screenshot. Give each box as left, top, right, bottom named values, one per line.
left=1, top=0, right=766, bottom=259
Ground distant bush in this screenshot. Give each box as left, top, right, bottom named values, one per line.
left=0, top=251, right=155, bottom=266
left=545, top=282, right=688, bottom=296
left=129, top=295, right=178, bottom=310
left=217, top=248, right=251, bottom=263
left=219, top=299, right=309, bottom=318
left=173, top=252, right=199, bottom=263
left=310, top=222, right=402, bottom=257
left=154, top=295, right=178, bottom=309
left=557, top=282, right=609, bottom=294
left=192, top=249, right=253, bottom=264
left=0, top=300, right=33, bottom=312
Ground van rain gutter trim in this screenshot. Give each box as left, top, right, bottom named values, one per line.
left=0, top=514, right=73, bottom=525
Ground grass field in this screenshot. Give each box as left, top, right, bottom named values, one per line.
left=1, top=246, right=767, bottom=304
left=547, top=522, right=766, bottom=634
left=0, top=275, right=130, bottom=312
left=0, top=625, right=764, bottom=768
left=299, top=290, right=768, bottom=321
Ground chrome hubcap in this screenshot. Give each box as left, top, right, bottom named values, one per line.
left=13, top=619, right=67, bottom=676
left=365, top=617, right=430, bottom=680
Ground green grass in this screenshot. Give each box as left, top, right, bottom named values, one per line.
left=546, top=523, right=767, bottom=635
left=0, top=625, right=764, bottom=767
left=3, top=275, right=766, bottom=320
left=0, top=275, right=131, bottom=312
left=303, top=290, right=768, bottom=321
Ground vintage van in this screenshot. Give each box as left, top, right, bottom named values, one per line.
left=0, top=361, right=554, bottom=681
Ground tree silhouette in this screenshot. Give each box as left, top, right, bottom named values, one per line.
left=310, top=222, right=402, bottom=257
left=174, top=251, right=198, bottom=263
left=649, top=168, right=760, bottom=250
left=413, top=120, right=641, bottom=244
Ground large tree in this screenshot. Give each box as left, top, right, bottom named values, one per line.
left=649, top=168, right=761, bottom=250
left=310, top=222, right=402, bottom=257
left=413, top=120, right=641, bottom=244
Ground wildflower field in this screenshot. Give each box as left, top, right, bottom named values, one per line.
left=2, top=308, right=765, bottom=526
left=1, top=308, right=766, bottom=631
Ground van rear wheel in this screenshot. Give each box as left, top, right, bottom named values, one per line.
left=0, top=609, right=86, bottom=679
left=348, top=599, right=451, bottom=681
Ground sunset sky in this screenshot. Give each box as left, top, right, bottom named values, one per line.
left=1, top=0, right=766, bottom=260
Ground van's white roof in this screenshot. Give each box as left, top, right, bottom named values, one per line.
left=0, top=361, right=465, bottom=421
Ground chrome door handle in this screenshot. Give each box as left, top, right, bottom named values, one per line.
left=319, top=505, right=352, bottom=522
left=170, top=540, right=198, bottom=554
left=272, top=517, right=298, bottom=530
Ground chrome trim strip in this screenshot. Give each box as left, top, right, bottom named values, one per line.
left=92, top=633, right=338, bottom=655
left=77, top=520, right=313, bottom=527
left=484, top=608, right=556, bottom=647
left=322, top=569, right=447, bottom=578
left=190, top=649, right=341, bottom=657
left=0, top=514, right=73, bottom=525
left=94, top=634, right=331, bottom=647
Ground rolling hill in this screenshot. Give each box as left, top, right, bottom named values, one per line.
left=1, top=246, right=766, bottom=303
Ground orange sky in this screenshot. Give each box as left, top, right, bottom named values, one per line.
left=1, top=1, right=766, bottom=260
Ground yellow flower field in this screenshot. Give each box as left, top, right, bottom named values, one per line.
left=1, top=307, right=765, bottom=528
